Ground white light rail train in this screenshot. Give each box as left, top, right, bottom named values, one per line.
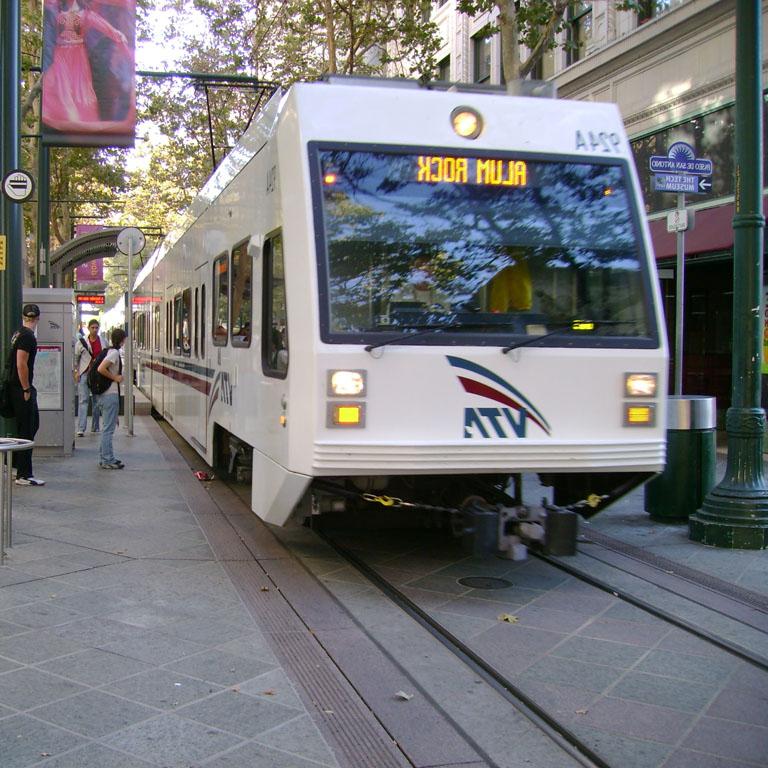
left=134, top=77, right=668, bottom=555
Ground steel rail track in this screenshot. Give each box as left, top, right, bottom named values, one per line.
left=316, top=527, right=610, bottom=768
left=534, top=549, right=768, bottom=673
left=581, top=528, right=768, bottom=613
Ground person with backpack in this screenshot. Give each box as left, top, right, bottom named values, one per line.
left=8, top=304, right=44, bottom=486
left=73, top=318, right=103, bottom=437
left=94, top=328, right=126, bottom=470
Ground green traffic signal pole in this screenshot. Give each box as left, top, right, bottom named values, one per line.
left=0, top=0, right=23, bottom=438
left=689, top=0, right=768, bottom=548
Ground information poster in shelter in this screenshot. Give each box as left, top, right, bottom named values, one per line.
left=41, top=0, right=136, bottom=147
left=36, top=344, right=63, bottom=411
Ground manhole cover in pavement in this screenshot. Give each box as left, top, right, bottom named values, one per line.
left=457, top=576, right=512, bottom=590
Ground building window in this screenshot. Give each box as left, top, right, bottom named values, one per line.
left=529, top=48, right=555, bottom=81
left=230, top=240, right=252, bottom=347
left=438, top=56, right=450, bottom=81
left=638, top=0, right=674, bottom=24
left=262, top=233, right=288, bottom=377
left=473, top=35, right=491, bottom=83
left=566, top=2, right=592, bottom=66
left=212, top=253, right=228, bottom=346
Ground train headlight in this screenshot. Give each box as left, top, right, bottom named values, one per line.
left=451, top=107, right=483, bottom=139
left=624, top=403, right=656, bottom=427
left=328, top=370, right=366, bottom=397
left=624, top=373, right=657, bottom=398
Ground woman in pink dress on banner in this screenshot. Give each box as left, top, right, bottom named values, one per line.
left=42, top=0, right=136, bottom=142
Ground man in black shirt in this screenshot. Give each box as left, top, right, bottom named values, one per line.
left=9, top=304, right=44, bottom=486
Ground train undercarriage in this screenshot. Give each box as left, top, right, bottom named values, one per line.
left=214, top=425, right=652, bottom=560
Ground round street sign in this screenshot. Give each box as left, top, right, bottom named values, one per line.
left=116, top=226, right=146, bottom=255
left=2, top=170, right=35, bottom=203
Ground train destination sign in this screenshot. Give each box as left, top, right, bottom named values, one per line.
left=416, top=156, right=527, bottom=187
left=76, top=293, right=105, bottom=305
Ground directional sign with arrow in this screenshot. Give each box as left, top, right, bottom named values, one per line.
left=2, top=170, right=34, bottom=203
left=649, top=142, right=713, bottom=196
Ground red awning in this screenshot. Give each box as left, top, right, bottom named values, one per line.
left=648, top=199, right=768, bottom=260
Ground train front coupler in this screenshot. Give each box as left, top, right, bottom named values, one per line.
left=458, top=498, right=578, bottom=560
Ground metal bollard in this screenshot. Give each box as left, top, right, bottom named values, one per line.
left=0, top=439, right=35, bottom=563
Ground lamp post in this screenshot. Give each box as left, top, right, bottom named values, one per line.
left=689, top=0, right=768, bottom=548
left=0, top=0, right=23, bottom=437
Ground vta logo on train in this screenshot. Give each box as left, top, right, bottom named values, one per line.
left=208, top=370, right=232, bottom=417
left=447, top=357, right=551, bottom=439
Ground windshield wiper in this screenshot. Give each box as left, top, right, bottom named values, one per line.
left=364, top=321, right=489, bottom=353
left=501, top=319, right=634, bottom=354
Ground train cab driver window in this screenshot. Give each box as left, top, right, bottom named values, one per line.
left=263, top=234, right=288, bottom=376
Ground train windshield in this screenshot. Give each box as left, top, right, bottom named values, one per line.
left=312, top=146, right=656, bottom=347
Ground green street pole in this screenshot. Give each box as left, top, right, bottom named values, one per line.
left=689, top=0, right=768, bottom=548
left=37, top=146, right=50, bottom=288
left=0, top=0, right=23, bottom=437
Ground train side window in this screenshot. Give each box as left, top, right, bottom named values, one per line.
left=213, top=253, right=228, bottom=346
left=181, top=288, right=192, bottom=357
left=153, top=304, right=160, bottom=353
left=231, top=239, right=252, bottom=348
left=166, top=301, right=171, bottom=353
left=173, top=293, right=183, bottom=355
left=262, top=233, right=288, bottom=377
left=201, top=285, right=206, bottom=358
left=194, top=287, right=199, bottom=358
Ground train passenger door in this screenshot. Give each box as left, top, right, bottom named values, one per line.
left=193, top=263, right=209, bottom=454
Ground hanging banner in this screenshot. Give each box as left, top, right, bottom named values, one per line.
left=74, top=224, right=105, bottom=282
left=76, top=259, right=104, bottom=283
left=41, top=0, right=136, bottom=148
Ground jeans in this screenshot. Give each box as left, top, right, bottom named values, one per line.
left=10, top=385, right=39, bottom=478
left=77, top=374, right=101, bottom=433
left=97, top=393, right=120, bottom=464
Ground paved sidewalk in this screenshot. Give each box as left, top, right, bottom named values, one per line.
left=0, top=421, right=339, bottom=768
left=3, top=419, right=767, bottom=768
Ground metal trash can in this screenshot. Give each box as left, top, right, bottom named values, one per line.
left=645, top=396, right=716, bottom=522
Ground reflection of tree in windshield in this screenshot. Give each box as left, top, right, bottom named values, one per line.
left=318, top=150, right=649, bottom=337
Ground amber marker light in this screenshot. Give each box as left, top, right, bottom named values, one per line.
left=451, top=107, right=483, bottom=139
left=333, top=404, right=362, bottom=426
left=624, top=404, right=655, bottom=427
left=624, top=373, right=657, bottom=397
left=324, top=172, right=337, bottom=185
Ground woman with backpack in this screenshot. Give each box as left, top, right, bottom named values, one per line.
left=73, top=318, right=102, bottom=436
left=95, top=328, right=126, bottom=470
